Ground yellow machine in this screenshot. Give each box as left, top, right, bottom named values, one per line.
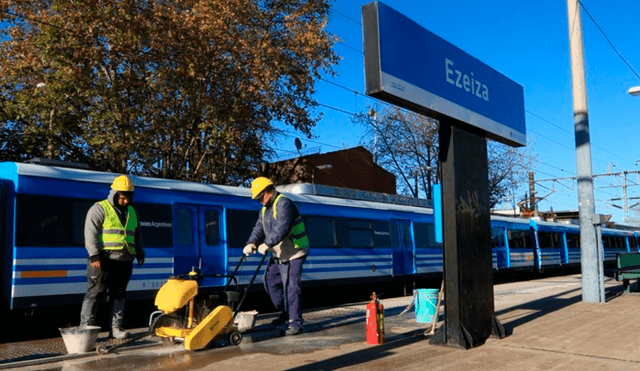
left=96, top=254, right=266, bottom=354
left=153, top=271, right=241, bottom=349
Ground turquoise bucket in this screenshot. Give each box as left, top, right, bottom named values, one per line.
left=414, top=288, right=439, bottom=323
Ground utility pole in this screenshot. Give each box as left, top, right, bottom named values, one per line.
left=529, top=172, right=538, bottom=217
left=566, top=0, right=605, bottom=302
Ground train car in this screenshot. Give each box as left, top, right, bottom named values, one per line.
left=530, top=218, right=638, bottom=270
left=1, top=161, right=637, bottom=314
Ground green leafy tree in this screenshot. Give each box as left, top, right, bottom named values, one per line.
left=0, top=0, right=338, bottom=184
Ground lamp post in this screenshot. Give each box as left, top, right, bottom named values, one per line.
left=627, top=86, right=640, bottom=96
left=312, top=164, right=333, bottom=184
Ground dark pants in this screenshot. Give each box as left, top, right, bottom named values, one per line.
left=80, top=259, right=133, bottom=329
left=264, top=255, right=306, bottom=329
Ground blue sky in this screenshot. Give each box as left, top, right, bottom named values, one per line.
left=272, top=0, right=640, bottom=225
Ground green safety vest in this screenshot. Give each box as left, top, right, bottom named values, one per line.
left=261, top=194, right=309, bottom=249
left=98, top=200, right=138, bottom=255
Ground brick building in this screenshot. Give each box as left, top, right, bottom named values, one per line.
left=261, top=146, right=397, bottom=194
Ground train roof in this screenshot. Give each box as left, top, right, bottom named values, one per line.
left=1, top=162, right=252, bottom=198
left=0, top=162, right=435, bottom=214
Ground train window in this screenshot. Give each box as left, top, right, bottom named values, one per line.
left=602, top=236, right=612, bottom=248
left=348, top=219, right=373, bottom=248
left=630, top=237, right=638, bottom=249
left=414, top=222, right=442, bottom=248
left=401, top=222, right=412, bottom=248
left=176, top=208, right=193, bottom=246
left=372, top=220, right=392, bottom=248
left=305, top=216, right=337, bottom=247
left=15, top=195, right=92, bottom=247
left=204, top=209, right=220, bottom=246
left=566, top=233, right=580, bottom=248
left=136, top=203, right=173, bottom=248
left=507, top=229, right=532, bottom=248
left=226, top=209, right=258, bottom=248
left=389, top=221, right=399, bottom=248
left=491, top=227, right=505, bottom=248
left=538, top=232, right=558, bottom=248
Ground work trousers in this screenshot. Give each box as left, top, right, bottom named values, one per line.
left=263, top=255, right=306, bottom=329
left=80, top=259, right=133, bottom=329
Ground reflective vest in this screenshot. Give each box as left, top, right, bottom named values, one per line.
left=98, top=200, right=138, bottom=255
left=261, top=194, right=309, bottom=249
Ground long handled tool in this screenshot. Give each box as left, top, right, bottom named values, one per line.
left=96, top=312, right=167, bottom=354
left=152, top=253, right=267, bottom=350
left=426, top=279, right=444, bottom=335
left=97, top=253, right=267, bottom=354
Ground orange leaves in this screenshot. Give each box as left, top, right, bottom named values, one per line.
left=1, top=0, right=337, bottom=182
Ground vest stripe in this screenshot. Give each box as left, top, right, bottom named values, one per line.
left=261, top=194, right=309, bottom=249
left=98, top=200, right=138, bottom=255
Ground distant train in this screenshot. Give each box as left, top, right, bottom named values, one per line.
left=1, top=161, right=637, bottom=312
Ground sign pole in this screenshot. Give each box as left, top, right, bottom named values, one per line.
left=429, top=119, right=505, bottom=348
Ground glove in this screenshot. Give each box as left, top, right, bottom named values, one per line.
left=258, top=243, right=270, bottom=255
left=243, top=243, right=257, bottom=256
left=90, top=255, right=101, bottom=269
left=136, top=254, right=145, bottom=267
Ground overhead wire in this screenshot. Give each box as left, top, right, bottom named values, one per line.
left=4, top=3, right=638, bottom=200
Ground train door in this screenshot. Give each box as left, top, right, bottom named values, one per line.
left=491, top=226, right=509, bottom=269
left=391, top=219, right=415, bottom=275
left=173, top=204, right=226, bottom=286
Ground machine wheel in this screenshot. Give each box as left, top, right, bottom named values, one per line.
left=161, top=336, right=178, bottom=346
left=229, top=331, right=242, bottom=346
left=96, top=345, right=109, bottom=355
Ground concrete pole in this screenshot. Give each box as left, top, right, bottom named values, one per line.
left=566, top=0, right=605, bottom=302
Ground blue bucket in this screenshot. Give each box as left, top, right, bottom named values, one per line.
left=414, top=288, right=439, bottom=323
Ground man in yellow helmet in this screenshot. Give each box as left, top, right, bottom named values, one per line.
left=79, top=175, right=145, bottom=339
left=244, top=177, right=309, bottom=336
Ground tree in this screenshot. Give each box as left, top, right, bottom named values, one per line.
left=355, top=105, right=536, bottom=208
left=355, top=106, right=439, bottom=199
left=0, top=0, right=338, bottom=184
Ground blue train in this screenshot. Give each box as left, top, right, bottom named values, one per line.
left=1, top=161, right=637, bottom=312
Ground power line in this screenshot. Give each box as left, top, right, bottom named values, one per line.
left=330, top=8, right=362, bottom=26
left=579, top=1, right=640, bottom=81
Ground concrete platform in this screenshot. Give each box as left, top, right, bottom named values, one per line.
left=4, top=274, right=640, bottom=371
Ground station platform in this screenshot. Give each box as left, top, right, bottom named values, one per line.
left=3, top=274, right=640, bottom=371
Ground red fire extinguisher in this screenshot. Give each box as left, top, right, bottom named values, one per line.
left=366, top=292, right=384, bottom=345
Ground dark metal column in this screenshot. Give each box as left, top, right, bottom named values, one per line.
left=430, top=120, right=506, bottom=349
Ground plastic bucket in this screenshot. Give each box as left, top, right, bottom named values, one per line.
left=414, top=288, right=439, bottom=324
left=234, top=311, right=257, bottom=332
left=59, top=326, right=101, bottom=354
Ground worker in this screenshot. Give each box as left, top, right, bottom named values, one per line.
left=79, top=175, right=145, bottom=339
left=243, top=177, right=309, bottom=336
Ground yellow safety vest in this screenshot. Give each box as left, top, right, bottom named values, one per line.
left=98, top=200, right=138, bottom=255
left=261, top=194, right=309, bottom=249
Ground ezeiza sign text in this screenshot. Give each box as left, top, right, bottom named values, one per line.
left=362, top=2, right=526, bottom=147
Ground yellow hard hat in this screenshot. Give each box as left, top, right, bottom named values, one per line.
left=111, top=175, right=134, bottom=192
left=251, top=177, right=273, bottom=199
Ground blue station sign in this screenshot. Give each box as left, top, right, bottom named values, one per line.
left=362, top=2, right=526, bottom=147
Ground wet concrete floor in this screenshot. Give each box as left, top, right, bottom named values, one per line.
left=9, top=275, right=635, bottom=371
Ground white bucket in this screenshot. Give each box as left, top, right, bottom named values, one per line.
left=234, top=311, right=257, bottom=332
left=59, top=326, right=101, bottom=354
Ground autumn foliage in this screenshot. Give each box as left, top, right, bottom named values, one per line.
left=0, top=0, right=338, bottom=184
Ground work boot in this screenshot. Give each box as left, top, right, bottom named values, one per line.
left=111, top=327, right=130, bottom=339
left=283, top=325, right=303, bottom=336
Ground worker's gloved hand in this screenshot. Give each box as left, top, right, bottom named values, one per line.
left=243, top=243, right=257, bottom=256
left=90, top=255, right=101, bottom=270
left=258, top=243, right=270, bottom=255
left=136, top=253, right=145, bottom=267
